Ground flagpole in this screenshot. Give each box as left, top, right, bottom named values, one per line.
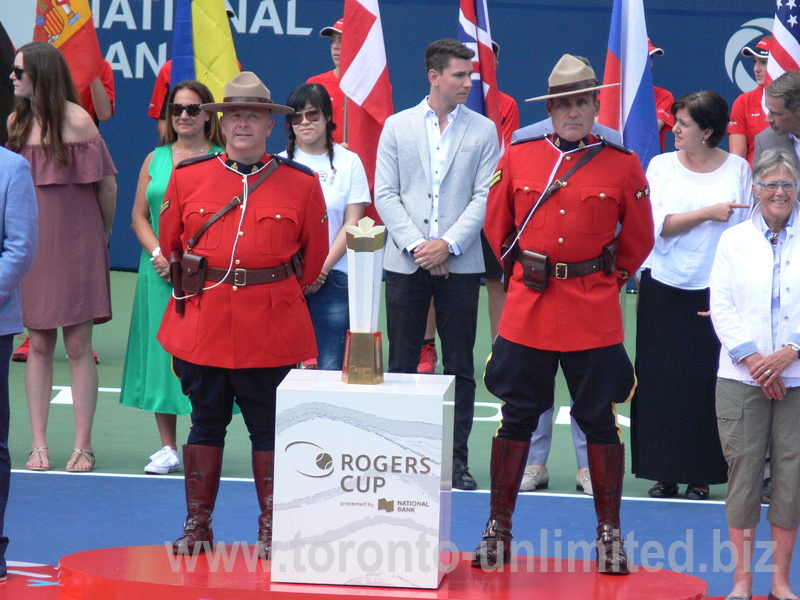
left=342, top=94, right=349, bottom=145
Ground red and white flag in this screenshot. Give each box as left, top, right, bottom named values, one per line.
left=766, top=0, right=800, bottom=86
left=339, top=0, right=393, bottom=221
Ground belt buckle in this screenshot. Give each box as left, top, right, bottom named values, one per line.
left=234, top=268, right=247, bottom=286
left=555, top=263, right=568, bottom=279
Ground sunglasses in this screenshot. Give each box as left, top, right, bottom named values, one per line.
left=290, top=109, right=322, bottom=125
left=11, top=66, right=24, bottom=79
left=170, top=103, right=202, bottom=117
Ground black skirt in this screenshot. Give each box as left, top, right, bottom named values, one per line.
left=631, top=269, right=728, bottom=485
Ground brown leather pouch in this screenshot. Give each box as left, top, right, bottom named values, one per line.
left=602, top=238, right=619, bottom=276
left=519, top=249, right=550, bottom=291
left=169, top=251, right=185, bottom=314
left=291, top=251, right=304, bottom=281
left=181, top=253, right=207, bottom=295
left=501, top=228, right=518, bottom=292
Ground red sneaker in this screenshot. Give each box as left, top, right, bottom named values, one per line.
left=417, top=341, right=438, bottom=374
left=12, top=335, right=29, bottom=362
left=302, top=358, right=319, bottom=369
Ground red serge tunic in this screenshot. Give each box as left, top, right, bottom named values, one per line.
left=157, top=153, right=329, bottom=369
left=484, top=135, right=654, bottom=352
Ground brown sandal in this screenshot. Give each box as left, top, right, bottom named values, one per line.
left=66, top=449, right=95, bottom=473
left=26, top=446, right=49, bottom=471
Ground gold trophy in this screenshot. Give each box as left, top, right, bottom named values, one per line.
left=342, top=217, right=386, bottom=384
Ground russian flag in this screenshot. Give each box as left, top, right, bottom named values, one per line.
left=597, top=0, right=660, bottom=170
left=457, top=0, right=502, bottom=144
left=170, top=0, right=239, bottom=103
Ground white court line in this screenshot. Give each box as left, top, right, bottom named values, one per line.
left=10, top=468, right=716, bottom=504
left=50, top=386, right=120, bottom=405
left=465, top=402, right=630, bottom=427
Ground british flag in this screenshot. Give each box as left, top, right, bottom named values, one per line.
left=766, top=0, right=800, bottom=85
left=457, top=0, right=502, bottom=143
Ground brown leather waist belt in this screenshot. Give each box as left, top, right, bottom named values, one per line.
left=205, top=262, right=295, bottom=286
left=545, top=255, right=605, bottom=280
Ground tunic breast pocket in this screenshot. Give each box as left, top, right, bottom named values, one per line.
left=255, top=207, right=299, bottom=255
left=512, top=179, right=546, bottom=229
left=579, top=185, right=621, bottom=234
left=185, top=203, right=223, bottom=250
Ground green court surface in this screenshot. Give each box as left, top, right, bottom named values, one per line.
left=7, top=271, right=726, bottom=500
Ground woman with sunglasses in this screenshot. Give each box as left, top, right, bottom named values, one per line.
left=280, top=83, right=371, bottom=370
left=711, top=149, right=800, bottom=600
left=7, top=42, right=117, bottom=473
left=120, top=80, right=225, bottom=474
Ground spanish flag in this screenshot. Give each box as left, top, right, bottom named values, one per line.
left=33, top=0, right=103, bottom=94
left=170, top=0, right=240, bottom=102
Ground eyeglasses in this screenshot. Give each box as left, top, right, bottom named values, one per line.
left=170, top=103, right=202, bottom=117
left=290, top=109, right=323, bottom=125
left=757, top=181, right=800, bottom=193
left=11, top=66, right=24, bottom=79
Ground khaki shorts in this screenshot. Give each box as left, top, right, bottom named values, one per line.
left=716, top=378, right=800, bottom=530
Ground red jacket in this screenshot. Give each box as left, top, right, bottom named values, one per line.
left=158, top=154, right=329, bottom=369
left=485, top=135, right=654, bottom=352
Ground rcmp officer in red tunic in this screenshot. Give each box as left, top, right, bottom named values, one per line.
left=472, top=55, right=654, bottom=574
left=157, top=72, right=328, bottom=559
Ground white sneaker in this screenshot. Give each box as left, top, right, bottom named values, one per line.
left=576, top=470, right=593, bottom=496
left=145, top=446, right=181, bottom=475
left=519, top=465, right=549, bottom=491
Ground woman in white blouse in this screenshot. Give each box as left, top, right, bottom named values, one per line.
left=710, top=149, right=800, bottom=600
left=279, top=83, right=371, bottom=370
left=631, top=91, right=752, bottom=501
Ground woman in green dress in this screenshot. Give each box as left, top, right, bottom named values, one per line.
left=120, top=80, right=224, bottom=474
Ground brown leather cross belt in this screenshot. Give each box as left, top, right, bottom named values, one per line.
left=206, top=261, right=295, bottom=286
left=547, top=255, right=605, bottom=280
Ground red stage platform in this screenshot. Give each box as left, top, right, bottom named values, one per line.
left=49, top=545, right=711, bottom=600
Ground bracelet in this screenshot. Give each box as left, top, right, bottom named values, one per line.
left=150, top=247, right=162, bottom=262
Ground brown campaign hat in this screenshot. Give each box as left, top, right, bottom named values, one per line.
left=201, top=72, right=294, bottom=114
left=526, top=54, right=620, bottom=102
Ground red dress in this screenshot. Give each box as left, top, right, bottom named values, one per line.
left=20, top=137, right=116, bottom=329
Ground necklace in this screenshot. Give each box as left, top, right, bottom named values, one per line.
left=174, top=144, right=208, bottom=156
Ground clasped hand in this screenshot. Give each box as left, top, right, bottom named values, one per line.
left=414, top=240, right=450, bottom=278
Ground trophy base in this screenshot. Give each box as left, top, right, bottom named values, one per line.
left=342, top=331, right=384, bottom=385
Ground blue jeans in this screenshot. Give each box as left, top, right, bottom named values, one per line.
left=306, top=269, right=349, bottom=370
left=0, top=334, right=12, bottom=577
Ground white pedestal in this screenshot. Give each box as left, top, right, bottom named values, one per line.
left=272, top=370, right=455, bottom=589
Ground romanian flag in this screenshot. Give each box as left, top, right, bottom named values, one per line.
left=33, top=0, right=104, bottom=94
left=170, top=0, right=239, bottom=103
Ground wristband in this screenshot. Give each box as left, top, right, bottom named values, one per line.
left=151, top=247, right=162, bottom=259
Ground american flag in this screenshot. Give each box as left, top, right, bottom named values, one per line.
left=457, top=0, right=502, bottom=144
left=766, top=0, right=800, bottom=85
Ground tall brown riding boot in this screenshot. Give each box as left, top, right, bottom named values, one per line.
left=471, top=437, right=530, bottom=568
left=252, top=450, right=275, bottom=560
left=173, top=444, right=224, bottom=555
left=587, top=442, right=629, bottom=575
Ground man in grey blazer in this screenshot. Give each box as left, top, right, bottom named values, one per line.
left=754, top=70, right=800, bottom=168
left=375, top=38, right=500, bottom=490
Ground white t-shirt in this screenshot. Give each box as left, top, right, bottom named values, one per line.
left=279, top=144, right=371, bottom=272
left=646, top=151, right=753, bottom=290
